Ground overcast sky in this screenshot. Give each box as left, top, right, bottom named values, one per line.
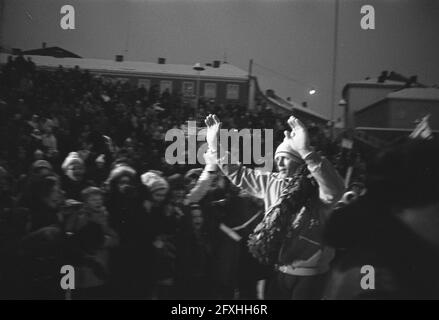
left=1, top=0, right=439, bottom=120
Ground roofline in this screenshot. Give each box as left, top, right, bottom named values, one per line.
left=266, top=96, right=328, bottom=121
left=356, top=126, right=439, bottom=133
left=0, top=53, right=248, bottom=81
left=386, top=95, right=439, bottom=102
left=33, top=64, right=249, bottom=82
left=21, top=46, right=82, bottom=58
left=250, top=75, right=328, bottom=121
left=343, top=82, right=404, bottom=90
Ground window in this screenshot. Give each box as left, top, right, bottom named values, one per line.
left=182, top=81, right=195, bottom=97
left=160, top=80, right=173, bottom=94
left=226, top=84, right=240, bottom=100
left=138, top=79, right=151, bottom=90
left=204, top=83, right=217, bottom=99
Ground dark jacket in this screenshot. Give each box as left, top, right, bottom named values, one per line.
left=324, top=197, right=439, bottom=300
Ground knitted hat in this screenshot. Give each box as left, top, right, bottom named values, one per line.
left=61, top=152, right=84, bottom=172
left=106, top=164, right=137, bottom=185
left=34, top=149, right=44, bottom=158
left=141, top=171, right=169, bottom=193
left=32, top=160, right=53, bottom=171
left=274, top=140, right=303, bottom=164
left=95, top=154, right=105, bottom=164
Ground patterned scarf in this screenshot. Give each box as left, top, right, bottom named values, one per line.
left=247, top=164, right=318, bottom=266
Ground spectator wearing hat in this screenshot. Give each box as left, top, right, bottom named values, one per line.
left=41, top=126, right=58, bottom=160
left=141, top=171, right=170, bottom=206
left=141, top=171, right=180, bottom=299
left=16, top=160, right=57, bottom=209
left=66, top=187, right=119, bottom=299
left=105, top=163, right=138, bottom=235
left=104, top=163, right=143, bottom=298
left=61, top=152, right=91, bottom=201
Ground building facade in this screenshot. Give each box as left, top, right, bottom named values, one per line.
left=0, top=53, right=250, bottom=106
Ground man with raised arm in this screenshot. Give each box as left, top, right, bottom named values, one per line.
left=204, top=114, right=344, bottom=300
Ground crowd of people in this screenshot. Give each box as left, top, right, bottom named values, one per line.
left=1, top=54, right=438, bottom=300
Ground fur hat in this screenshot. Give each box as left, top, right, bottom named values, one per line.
left=274, top=140, right=303, bottom=164
left=141, top=171, right=169, bottom=193
left=106, top=164, right=137, bottom=185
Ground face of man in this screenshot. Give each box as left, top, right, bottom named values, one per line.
left=275, top=155, right=301, bottom=178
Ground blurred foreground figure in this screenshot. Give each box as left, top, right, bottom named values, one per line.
left=324, top=139, right=439, bottom=299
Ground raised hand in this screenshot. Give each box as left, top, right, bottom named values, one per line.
left=204, top=114, right=222, bottom=152
left=284, top=116, right=311, bottom=157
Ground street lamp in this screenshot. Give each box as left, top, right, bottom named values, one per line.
left=251, top=61, right=318, bottom=102
left=193, top=62, right=205, bottom=111
left=338, top=98, right=348, bottom=129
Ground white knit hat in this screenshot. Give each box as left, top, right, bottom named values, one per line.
left=141, top=171, right=169, bottom=193
left=274, top=140, right=303, bottom=164
left=61, top=152, right=84, bottom=172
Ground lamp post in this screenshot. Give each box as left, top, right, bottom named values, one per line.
left=193, top=63, right=205, bottom=112
left=330, top=0, right=340, bottom=138
left=338, top=98, right=347, bottom=129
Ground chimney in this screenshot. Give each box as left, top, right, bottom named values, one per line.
left=213, top=60, right=221, bottom=68
left=158, top=57, right=166, bottom=64
left=408, top=75, right=418, bottom=85
left=302, top=101, right=308, bottom=108
left=42, top=42, right=47, bottom=49
left=378, top=70, right=388, bottom=83
left=115, top=55, right=123, bottom=62
left=266, top=89, right=275, bottom=98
